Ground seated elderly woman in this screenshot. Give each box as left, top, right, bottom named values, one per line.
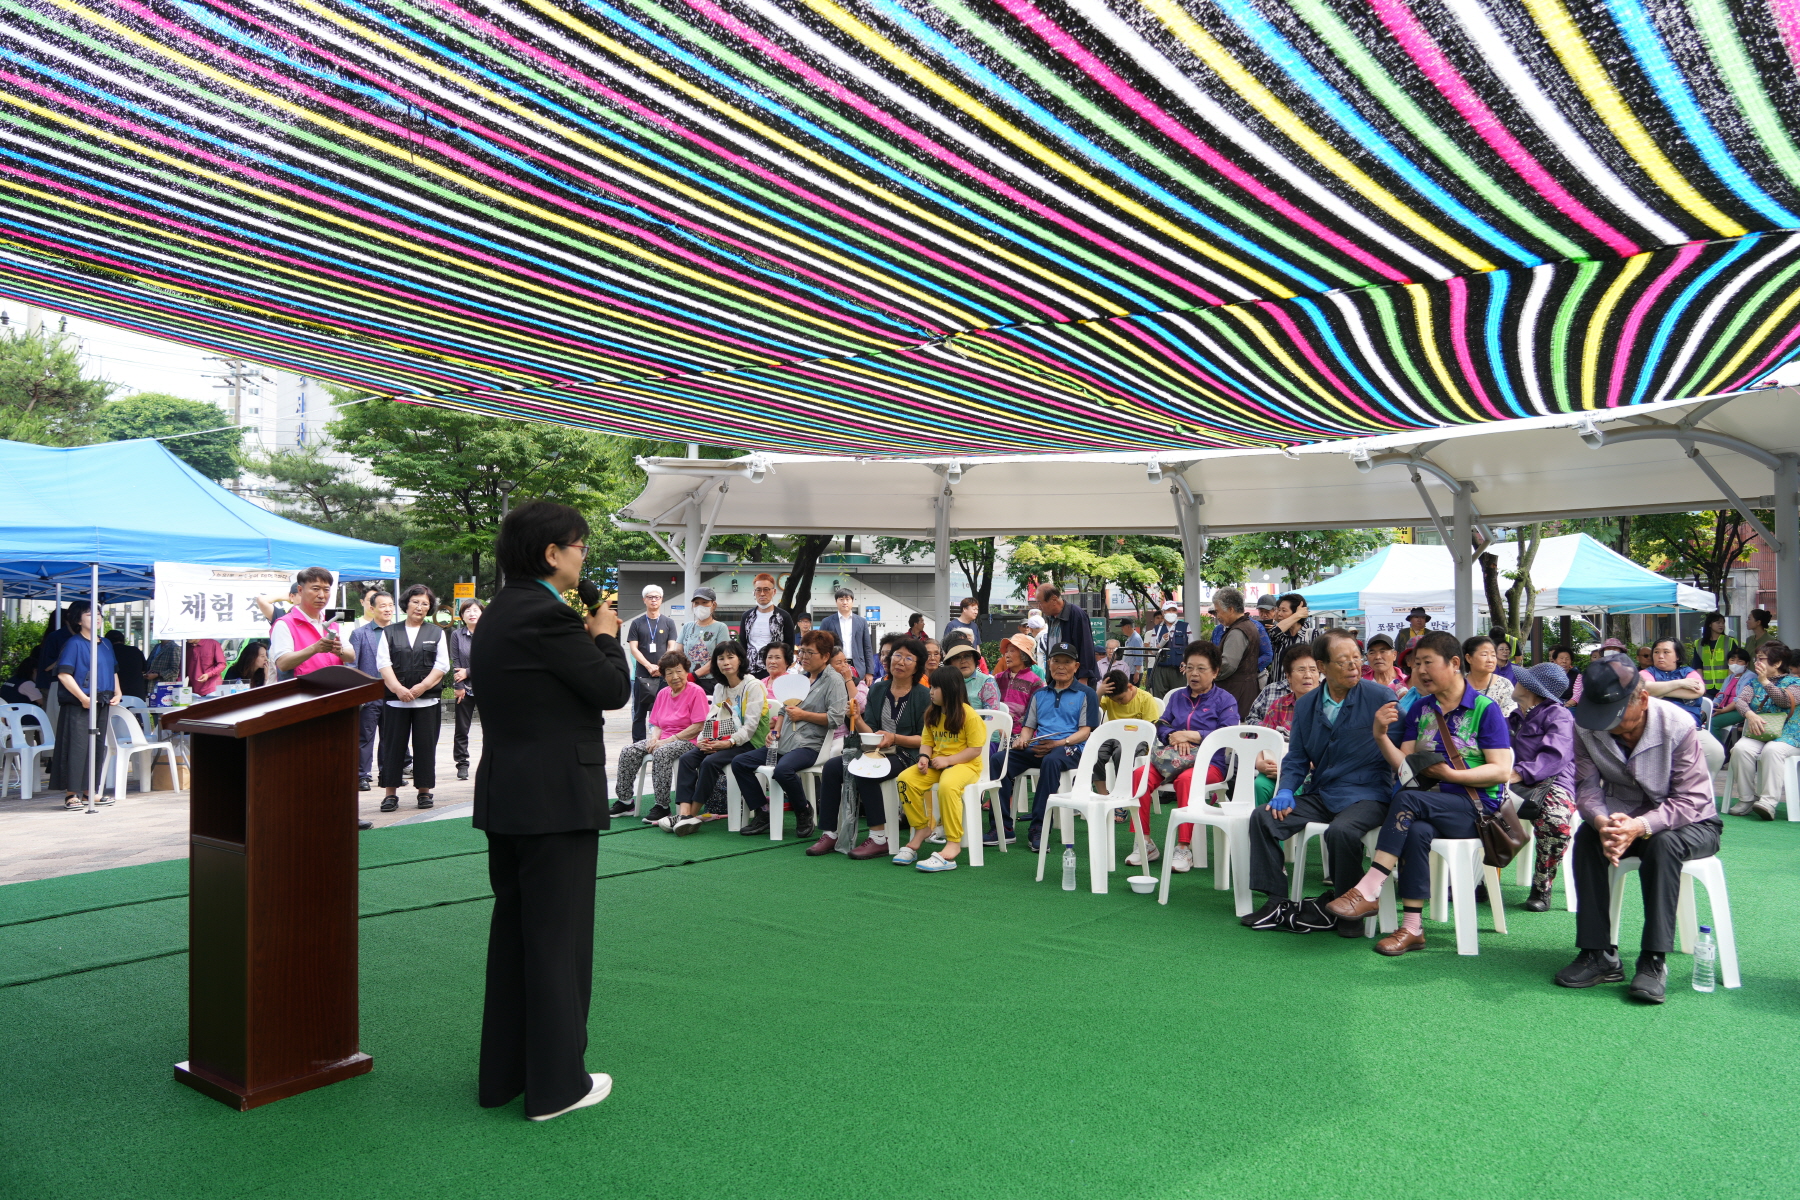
left=1725, top=641, right=1800, bottom=818
left=668, top=641, right=765, bottom=835
left=1462, top=634, right=1517, bottom=717
left=1507, top=662, right=1579, bottom=911
left=611, top=649, right=709, bottom=825
left=728, top=631, right=847, bottom=838
left=942, top=638, right=1000, bottom=711
left=809, top=637, right=930, bottom=859
left=1640, top=636, right=1727, bottom=776
left=1126, top=640, right=1239, bottom=874
left=1252, top=643, right=1322, bottom=804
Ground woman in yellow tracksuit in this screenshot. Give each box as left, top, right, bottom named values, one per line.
left=892, top=665, right=989, bottom=873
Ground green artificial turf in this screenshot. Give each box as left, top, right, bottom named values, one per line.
left=3, top=814, right=1799, bottom=1199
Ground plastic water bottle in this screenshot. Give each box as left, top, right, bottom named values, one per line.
left=1062, top=846, right=1077, bottom=891
left=1693, top=926, right=1717, bottom=992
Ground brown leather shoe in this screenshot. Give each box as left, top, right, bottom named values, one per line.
left=847, top=838, right=888, bottom=859
left=805, top=833, right=837, bottom=856
left=1324, top=888, right=1380, bottom=921
left=1374, top=927, right=1425, bottom=956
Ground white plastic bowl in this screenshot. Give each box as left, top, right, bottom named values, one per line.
left=859, top=732, right=883, bottom=747
left=1126, top=875, right=1157, bottom=894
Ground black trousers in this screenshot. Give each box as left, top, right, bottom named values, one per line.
left=1573, top=816, right=1722, bottom=954
left=673, top=743, right=739, bottom=810
left=358, top=701, right=380, bottom=779
left=454, top=692, right=477, bottom=767
left=631, top=674, right=665, bottom=743
left=1247, top=791, right=1390, bottom=898
left=379, top=703, right=440, bottom=789
left=818, top=754, right=902, bottom=830
left=479, top=829, right=599, bottom=1118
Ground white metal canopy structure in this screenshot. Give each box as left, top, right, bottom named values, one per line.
left=615, top=387, right=1800, bottom=636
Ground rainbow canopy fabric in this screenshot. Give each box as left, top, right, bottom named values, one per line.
left=4, top=0, right=1800, bottom=454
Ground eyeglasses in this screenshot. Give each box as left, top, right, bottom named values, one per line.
left=558, top=541, right=588, bottom=556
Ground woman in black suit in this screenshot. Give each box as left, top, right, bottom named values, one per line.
left=471, top=501, right=629, bottom=1122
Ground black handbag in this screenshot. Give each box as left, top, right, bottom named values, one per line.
left=1430, top=708, right=1530, bottom=869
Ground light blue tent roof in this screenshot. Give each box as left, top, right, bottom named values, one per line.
left=1297, top=534, right=1713, bottom=617
left=0, top=439, right=399, bottom=601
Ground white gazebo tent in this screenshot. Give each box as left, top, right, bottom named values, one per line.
left=1298, top=535, right=1717, bottom=639
left=613, top=387, right=1800, bottom=638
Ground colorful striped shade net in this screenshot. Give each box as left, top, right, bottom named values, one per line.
left=4, top=0, right=1800, bottom=453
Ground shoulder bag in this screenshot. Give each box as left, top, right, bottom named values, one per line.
left=1430, top=706, right=1529, bottom=869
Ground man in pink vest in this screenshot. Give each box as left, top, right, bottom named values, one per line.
left=270, top=566, right=355, bottom=680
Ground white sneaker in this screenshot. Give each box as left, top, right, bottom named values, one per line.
left=1126, top=840, right=1161, bottom=866
left=1753, top=797, right=1778, bottom=820
left=1728, top=800, right=1754, bottom=816
left=891, top=846, right=919, bottom=865
left=529, top=1072, right=612, bottom=1121
left=1171, top=843, right=1194, bottom=873
left=916, top=851, right=957, bottom=872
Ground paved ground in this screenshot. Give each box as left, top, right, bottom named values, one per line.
left=0, top=707, right=635, bottom=886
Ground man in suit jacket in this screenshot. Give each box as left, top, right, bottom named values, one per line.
left=817, top=585, right=878, bottom=680
left=472, top=501, right=630, bottom=1122
left=1242, top=627, right=1395, bottom=934
left=1035, top=584, right=1099, bottom=684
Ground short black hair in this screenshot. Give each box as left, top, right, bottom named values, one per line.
left=496, top=500, right=589, bottom=580
left=1549, top=644, right=1575, bottom=661
left=1761, top=641, right=1793, bottom=672
left=294, top=566, right=333, bottom=586
left=1183, top=639, right=1221, bottom=668
left=1103, top=667, right=1130, bottom=695
left=1415, top=630, right=1464, bottom=668
left=1727, top=645, right=1753, bottom=663
left=457, top=597, right=482, bottom=616
left=763, top=641, right=791, bottom=666
left=1278, top=592, right=1305, bottom=611
left=400, top=583, right=436, bottom=611
left=1462, top=634, right=1495, bottom=658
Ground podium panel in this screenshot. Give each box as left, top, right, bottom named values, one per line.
left=167, top=666, right=387, bottom=1110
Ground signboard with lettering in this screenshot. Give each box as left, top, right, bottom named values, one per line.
left=1366, top=604, right=1453, bottom=643
left=152, top=562, right=337, bottom=639
left=452, top=582, right=476, bottom=599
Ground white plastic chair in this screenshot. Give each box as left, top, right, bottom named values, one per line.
left=627, top=724, right=662, bottom=813
left=103, top=708, right=177, bottom=798
left=2, top=703, right=54, bottom=798
left=1606, top=854, right=1740, bottom=988
left=958, top=708, right=1012, bottom=867
left=1717, top=738, right=1800, bottom=819
left=1156, top=726, right=1288, bottom=915
left=1427, top=839, right=1508, bottom=955
left=118, top=695, right=149, bottom=718
left=1034, top=719, right=1158, bottom=894
left=756, top=726, right=843, bottom=841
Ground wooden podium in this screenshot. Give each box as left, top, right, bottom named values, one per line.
left=165, top=664, right=388, bottom=1111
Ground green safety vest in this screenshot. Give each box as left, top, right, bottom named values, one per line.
left=1692, top=636, right=1739, bottom=694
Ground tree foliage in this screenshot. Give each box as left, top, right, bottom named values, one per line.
left=1200, top=529, right=1395, bottom=591
left=328, top=393, right=616, bottom=592
left=873, top=536, right=1003, bottom=612
left=0, top=328, right=115, bottom=445
left=93, top=392, right=243, bottom=480
left=1005, top=535, right=1183, bottom=613
left=1630, top=511, right=1764, bottom=615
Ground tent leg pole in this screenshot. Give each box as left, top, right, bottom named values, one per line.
left=1453, top=485, right=1474, bottom=640
left=1171, top=483, right=1205, bottom=618
left=86, top=562, right=99, bottom=815
left=683, top=498, right=705, bottom=605
left=1777, top=455, right=1799, bottom=635
left=933, top=487, right=951, bottom=636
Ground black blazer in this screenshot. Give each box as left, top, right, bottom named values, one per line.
left=471, top=578, right=632, bottom=835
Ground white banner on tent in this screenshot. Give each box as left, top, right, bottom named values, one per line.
left=152, top=562, right=335, bottom=639
left=1367, top=605, right=1455, bottom=641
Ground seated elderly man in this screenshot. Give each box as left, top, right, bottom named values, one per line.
left=1554, top=659, right=1723, bottom=1003
left=1242, top=629, right=1396, bottom=936
left=994, top=641, right=1100, bottom=853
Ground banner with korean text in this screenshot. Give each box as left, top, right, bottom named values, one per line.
left=152, top=563, right=336, bottom=639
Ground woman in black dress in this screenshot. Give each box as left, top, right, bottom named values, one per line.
left=50, top=605, right=120, bottom=809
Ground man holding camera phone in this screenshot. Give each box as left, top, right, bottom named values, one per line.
left=270, top=566, right=355, bottom=681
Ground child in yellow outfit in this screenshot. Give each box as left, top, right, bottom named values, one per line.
left=893, top=665, right=989, bottom=873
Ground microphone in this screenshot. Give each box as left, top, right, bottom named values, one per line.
left=576, top=579, right=602, bottom=614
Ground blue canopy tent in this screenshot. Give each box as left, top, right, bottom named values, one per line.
left=0, top=438, right=398, bottom=811
left=0, top=439, right=397, bottom=602
left=1300, top=535, right=1714, bottom=627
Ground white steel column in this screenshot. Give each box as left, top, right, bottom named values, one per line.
left=1453, top=484, right=1475, bottom=639
left=1778, top=454, right=1799, bottom=634
left=933, top=484, right=952, bottom=633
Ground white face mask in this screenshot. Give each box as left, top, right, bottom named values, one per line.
left=693, top=605, right=712, bottom=620
left=1728, top=662, right=1747, bottom=675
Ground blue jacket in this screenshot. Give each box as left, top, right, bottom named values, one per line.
left=1278, top=680, right=1396, bottom=813
left=1047, top=601, right=1100, bottom=684
left=1212, top=618, right=1274, bottom=673
left=818, top=612, right=878, bottom=681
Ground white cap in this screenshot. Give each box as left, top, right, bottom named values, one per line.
left=1025, top=616, right=1047, bottom=631
left=1161, top=600, right=1180, bottom=613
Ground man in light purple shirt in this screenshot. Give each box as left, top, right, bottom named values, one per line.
left=1555, top=660, right=1721, bottom=1004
